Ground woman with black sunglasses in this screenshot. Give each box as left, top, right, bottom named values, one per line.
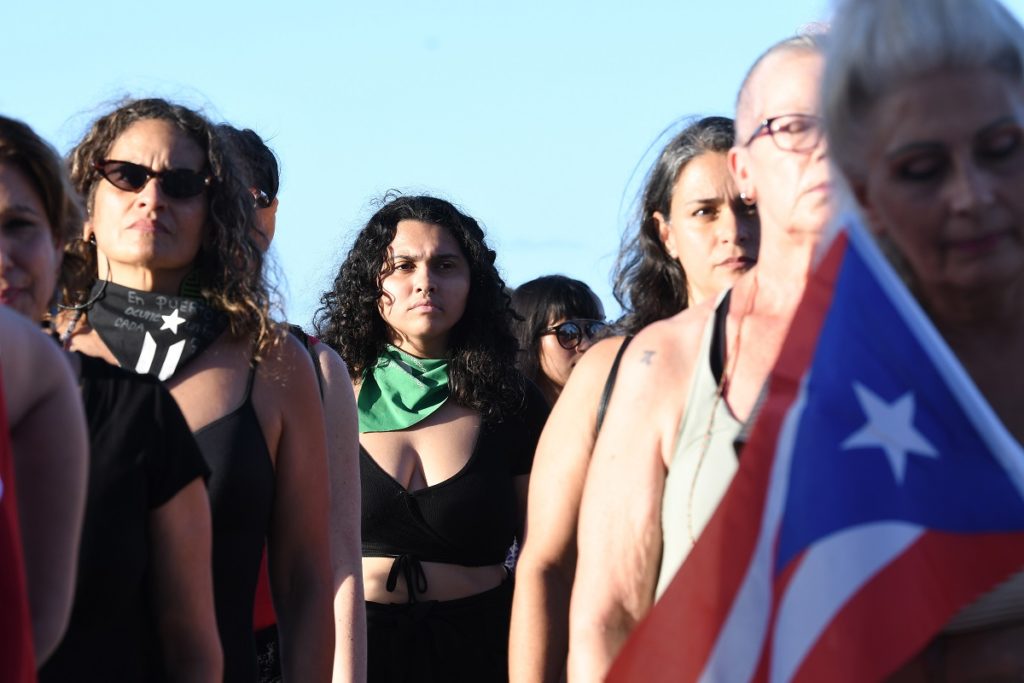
left=510, top=275, right=606, bottom=406
left=58, top=98, right=335, bottom=683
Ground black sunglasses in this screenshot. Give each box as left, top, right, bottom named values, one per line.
left=539, top=319, right=608, bottom=350
left=93, top=160, right=211, bottom=199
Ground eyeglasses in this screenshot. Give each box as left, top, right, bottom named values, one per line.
left=745, top=113, right=824, bottom=153
left=251, top=188, right=273, bottom=209
left=539, top=319, right=608, bottom=350
left=93, top=160, right=211, bottom=199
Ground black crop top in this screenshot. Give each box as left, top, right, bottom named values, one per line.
left=360, top=382, right=548, bottom=589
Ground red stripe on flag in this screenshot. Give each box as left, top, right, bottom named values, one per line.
left=606, top=235, right=849, bottom=682
left=794, top=531, right=1024, bottom=683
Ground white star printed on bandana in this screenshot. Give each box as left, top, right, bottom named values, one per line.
left=160, top=308, right=186, bottom=335
left=841, top=382, right=939, bottom=484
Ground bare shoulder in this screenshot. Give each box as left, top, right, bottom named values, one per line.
left=0, top=309, right=73, bottom=422
left=312, top=340, right=350, bottom=384
left=562, top=336, right=628, bottom=394
left=593, top=301, right=720, bottom=455
left=642, top=300, right=715, bottom=362
left=616, top=301, right=714, bottom=384
left=261, top=328, right=318, bottom=380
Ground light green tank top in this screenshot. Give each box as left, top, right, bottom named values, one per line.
left=655, top=289, right=744, bottom=599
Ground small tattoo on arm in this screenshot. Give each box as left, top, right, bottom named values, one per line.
left=640, top=350, right=655, bottom=365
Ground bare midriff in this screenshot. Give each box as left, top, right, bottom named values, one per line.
left=362, top=557, right=507, bottom=604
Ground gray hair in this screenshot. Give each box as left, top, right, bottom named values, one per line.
left=823, top=0, right=1024, bottom=181
left=735, top=30, right=829, bottom=139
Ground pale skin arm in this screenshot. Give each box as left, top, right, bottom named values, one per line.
left=0, top=311, right=88, bottom=663
left=569, top=327, right=687, bottom=683
left=149, top=479, right=222, bottom=682
left=315, top=342, right=367, bottom=683
left=510, top=338, right=625, bottom=683
left=267, top=336, right=335, bottom=681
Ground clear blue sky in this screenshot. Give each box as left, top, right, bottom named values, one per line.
left=6, top=0, right=1024, bottom=327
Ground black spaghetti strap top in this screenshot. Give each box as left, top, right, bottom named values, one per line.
left=594, top=335, right=635, bottom=435
left=193, top=363, right=275, bottom=683
left=710, top=289, right=732, bottom=386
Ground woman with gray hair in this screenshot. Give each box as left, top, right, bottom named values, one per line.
left=823, top=0, right=1024, bottom=676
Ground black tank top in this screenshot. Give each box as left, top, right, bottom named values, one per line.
left=193, top=363, right=274, bottom=683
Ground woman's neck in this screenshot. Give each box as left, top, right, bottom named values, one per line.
left=98, top=261, right=190, bottom=294
left=388, top=334, right=449, bottom=360
left=926, top=274, right=1024, bottom=332
left=741, top=226, right=822, bottom=316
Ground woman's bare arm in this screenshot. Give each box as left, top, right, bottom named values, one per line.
left=266, top=335, right=335, bottom=681
left=569, top=326, right=689, bottom=683
left=509, top=338, right=625, bottom=683
left=149, top=479, right=222, bottom=682
left=315, top=342, right=367, bottom=683
left=0, top=311, right=88, bottom=663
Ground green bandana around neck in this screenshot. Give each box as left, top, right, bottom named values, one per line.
left=357, top=344, right=450, bottom=433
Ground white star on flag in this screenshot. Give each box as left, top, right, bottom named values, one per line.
left=160, top=308, right=186, bottom=335
left=841, top=382, right=939, bottom=484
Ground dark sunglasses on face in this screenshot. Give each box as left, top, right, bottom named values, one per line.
left=93, top=160, right=212, bottom=199
left=539, top=319, right=608, bottom=350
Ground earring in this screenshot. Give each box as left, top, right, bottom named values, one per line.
left=740, top=192, right=755, bottom=206
left=87, top=234, right=96, bottom=246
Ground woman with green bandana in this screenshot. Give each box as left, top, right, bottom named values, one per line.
left=316, top=194, right=549, bottom=682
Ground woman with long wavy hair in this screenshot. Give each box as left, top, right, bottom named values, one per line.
left=59, top=98, right=335, bottom=682
left=316, top=194, right=548, bottom=682
left=509, top=116, right=758, bottom=682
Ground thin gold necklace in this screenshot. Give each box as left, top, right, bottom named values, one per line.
left=686, top=273, right=759, bottom=544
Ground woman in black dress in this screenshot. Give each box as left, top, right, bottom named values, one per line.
left=59, top=99, right=336, bottom=682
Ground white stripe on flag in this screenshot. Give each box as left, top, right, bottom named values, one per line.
left=699, top=374, right=811, bottom=683
left=770, top=522, right=922, bottom=683
left=158, top=340, right=186, bottom=381
left=135, top=332, right=157, bottom=374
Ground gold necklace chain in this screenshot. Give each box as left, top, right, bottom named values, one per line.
left=686, top=273, right=759, bottom=544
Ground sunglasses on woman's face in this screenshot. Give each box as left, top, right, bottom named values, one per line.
left=93, top=160, right=211, bottom=200
left=539, top=319, right=608, bottom=350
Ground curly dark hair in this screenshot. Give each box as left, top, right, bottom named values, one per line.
left=612, top=116, right=735, bottom=334
left=510, top=275, right=604, bottom=386
left=315, top=194, right=524, bottom=420
left=65, top=98, right=276, bottom=355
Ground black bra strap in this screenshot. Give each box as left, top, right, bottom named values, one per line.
left=244, top=361, right=259, bottom=401
left=595, top=335, right=635, bottom=436
left=710, top=290, right=732, bottom=386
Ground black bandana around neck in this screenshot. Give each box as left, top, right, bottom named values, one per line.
left=86, top=280, right=228, bottom=381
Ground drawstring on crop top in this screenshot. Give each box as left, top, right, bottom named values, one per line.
left=385, top=554, right=430, bottom=603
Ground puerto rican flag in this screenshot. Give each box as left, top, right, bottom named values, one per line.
left=606, top=214, right=1024, bottom=682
